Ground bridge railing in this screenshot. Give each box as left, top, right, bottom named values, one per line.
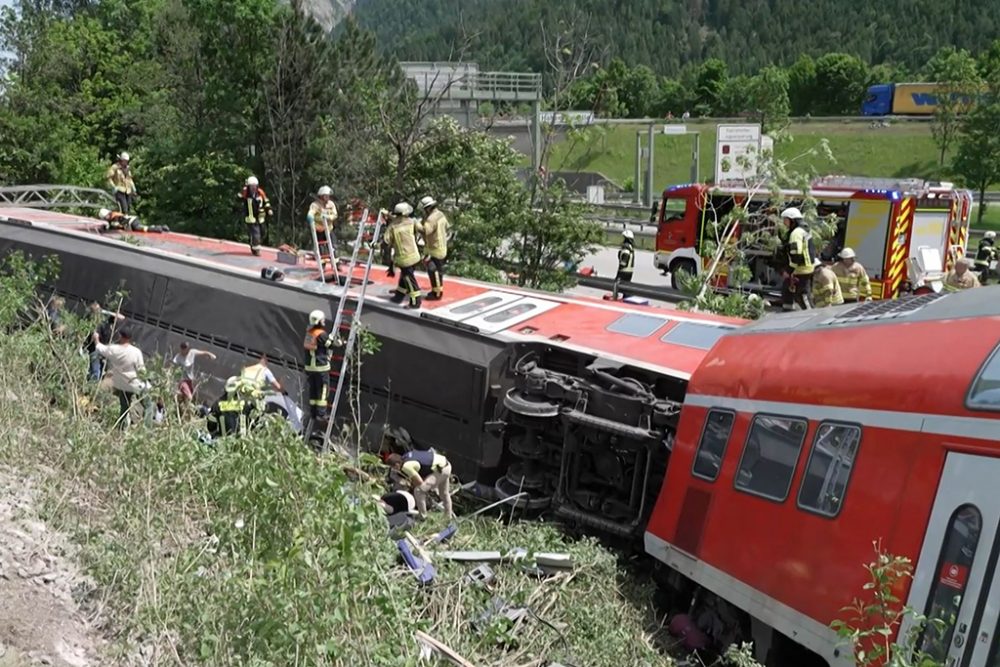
left=0, top=184, right=114, bottom=210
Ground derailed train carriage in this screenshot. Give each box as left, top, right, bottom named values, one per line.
left=0, top=208, right=740, bottom=541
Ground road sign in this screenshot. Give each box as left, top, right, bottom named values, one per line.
left=715, top=124, right=763, bottom=184
left=663, top=125, right=688, bottom=135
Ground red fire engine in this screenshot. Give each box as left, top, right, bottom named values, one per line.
left=645, top=289, right=1000, bottom=666
left=653, top=177, right=973, bottom=299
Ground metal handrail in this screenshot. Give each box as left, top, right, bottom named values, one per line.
left=0, top=184, right=115, bottom=210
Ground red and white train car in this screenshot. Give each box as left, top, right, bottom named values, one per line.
left=646, top=289, right=1000, bottom=665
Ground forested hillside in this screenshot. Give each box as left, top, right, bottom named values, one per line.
left=352, top=0, right=1000, bottom=76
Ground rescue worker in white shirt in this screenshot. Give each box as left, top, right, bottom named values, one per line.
left=811, top=258, right=844, bottom=308
left=386, top=450, right=453, bottom=520
left=98, top=208, right=169, bottom=233
left=303, top=309, right=335, bottom=423
left=92, top=328, right=151, bottom=429
left=307, top=186, right=338, bottom=270
left=106, top=151, right=136, bottom=214
left=171, top=341, right=216, bottom=405
left=781, top=207, right=815, bottom=311
left=617, top=229, right=635, bottom=294
left=235, top=176, right=272, bottom=256
left=944, top=256, right=982, bottom=291
left=206, top=376, right=254, bottom=439
left=974, top=230, right=997, bottom=285
left=383, top=202, right=423, bottom=309
left=418, top=195, right=449, bottom=300
left=832, top=247, right=872, bottom=303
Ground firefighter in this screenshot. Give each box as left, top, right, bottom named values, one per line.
left=307, top=186, right=338, bottom=269
left=303, top=309, right=334, bottom=424
left=617, top=229, right=635, bottom=292
left=106, top=151, right=136, bottom=214
left=944, top=256, right=981, bottom=291
left=832, top=247, right=872, bottom=303
left=383, top=202, right=423, bottom=309
left=812, top=258, right=844, bottom=308
left=236, top=176, right=272, bottom=256
left=418, top=196, right=449, bottom=300
left=781, top=207, right=815, bottom=311
left=97, top=208, right=169, bottom=233
left=240, top=353, right=284, bottom=415
left=206, top=376, right=253, bottom=439
left=974, top=230, right=997, bottom=285
left=386, top=450, right=453, bottom=520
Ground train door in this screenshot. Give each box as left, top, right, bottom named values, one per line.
left=902, top=454, right=1000, bottom=667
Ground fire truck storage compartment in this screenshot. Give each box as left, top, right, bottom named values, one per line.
left=911, top=205, right=952, bottom=265
left=844, top=199, right=892, bottom=280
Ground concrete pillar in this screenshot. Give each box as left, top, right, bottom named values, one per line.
left=691, top=133, right=700, bottom=183
left=531, top=101, right=542, bottom=174
left=646, top=123, right=655, bottom=208
left=634, top=132, right=643, bottom=204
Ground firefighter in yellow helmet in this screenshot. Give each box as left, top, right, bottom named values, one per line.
left=383, top=202, right=423, bottom=309
left=418, top=195, right=449, bottom=300
left=832, top=247, right=872, bottom=303
left=308, top=186, right=338, bottom=269
left=781, top=207, right=815, bottom=311
left=206, top=376, right=253, bottom=439
left=811, top=258, right=844, bottom=308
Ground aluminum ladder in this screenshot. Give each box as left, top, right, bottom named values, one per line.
left=308, top=215, right=340, bottom=284
left=320, top=209, right=385, bottom=453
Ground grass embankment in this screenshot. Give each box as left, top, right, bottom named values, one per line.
left=0, top=260, right=678, bottom=666
left=549, top=120, right=948, bottom=188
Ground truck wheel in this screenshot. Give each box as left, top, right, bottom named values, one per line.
left=670, top=259, right=697, bottom=290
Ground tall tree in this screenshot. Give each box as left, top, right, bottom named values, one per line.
left=786, top=54, right=817, bottom=116
left=693, top=58, right=727, bottom=116
left=925, top=47, right=982, bottom=166
left=813, top=53, right=869, bottom=115
left=745, top=66, right=790, bottom=132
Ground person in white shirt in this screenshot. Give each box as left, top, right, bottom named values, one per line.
left=92, top=328, right=150, bottom=429
left=171, top=341, right=216, bottom=405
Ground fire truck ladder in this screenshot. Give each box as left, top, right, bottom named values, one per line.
left=320, top=209, right=385, bottom=454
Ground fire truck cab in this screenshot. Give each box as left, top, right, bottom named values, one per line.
left=653, top=177, right=973, bottom=299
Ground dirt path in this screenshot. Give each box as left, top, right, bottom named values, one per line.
left=0, top=467, right=107, bottom=666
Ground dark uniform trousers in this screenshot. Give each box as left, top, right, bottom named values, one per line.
left=782, top=273, right=814, bottom=310
left=307, top=370, right=330, bottom=420
left=394, top=265, right=421, bottom=307
left=115, top=191, right=133, bottom=215
left=425, top=257, right=446, bottom=296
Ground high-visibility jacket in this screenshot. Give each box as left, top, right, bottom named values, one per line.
left=420, top=209, right=449, bottom=260
left=401, top=449, right=449, bottom=480
left=385, top=216, right=421, bottom=268
left=832, top=261, right=872, bottom=301
left=107, top=163, right=135, bottom=194
left=307, top=200, right=338, bottom=233
left=303, top=325, right=333, bottom=372
left=944, top=270, right=981, bottom=291
left=240, top=363, right=271, bottom=394
left=238, top=187, right=272, bottom=225
left=208, top=395, right=249, bottom=438
left=975, top=239, right=996, bottom=269
left=812, top=266, right=844, bottom=308
left=618, top=242, right=635, bottom=276
left=787, top=225, right=814, bottom=276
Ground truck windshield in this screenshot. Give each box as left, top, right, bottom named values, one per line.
left=661, top=196, right=687, bottom=224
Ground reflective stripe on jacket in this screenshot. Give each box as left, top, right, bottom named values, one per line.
left=107, top=163, right=135, bottom=194
left=385, top=216, right=421, bottom=268
left=239, top=187, right=271, bottom=224
left=303, top=325, right=332, bottom=372
left=307, top=200, right=338, bottom=233
left=618, top=244, right=635, bottom=274
left=832, top=261, right=872, bottom=301
left=788, top=226, right=814, bottom=275
left=401, top=449, right=448, bottom=479
left=812, top=266, right=844, bottom=308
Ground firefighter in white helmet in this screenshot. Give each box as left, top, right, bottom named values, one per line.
left=303, top=309, right=335, bottom=431
left=617, top=229, right=635, bottom=296
left=307, top=186, right=339, bottom=270
left=781, top=207, right=815, bottom=310
left=383, top=202, right=423, bottom=309
left=106, top=151, right=136, bottom=214
left=811, top=258, right=844, bottom=308
left=97, top=207, right=168, bottom=233
left=974, top=230, right=997, bottom=285
left=235, top=176, right=272, bottom=256
left=832, top=247, right=872, bottom=302
left=418, top=195, right=449, bottom=300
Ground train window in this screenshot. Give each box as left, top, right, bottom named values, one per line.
left=917, top=504, right=982, bottom=662
left=661, top=322, right=734, bottom=350
left=483, top=303, right=538, bottom=323
left=606, top=313, right=669, bottom=337
left=734, top=415, right=808, bottom=502
left=967, top=343, right=1000, bottom=411
left=692, top=410, right=736, bottom=481
left=796, top=423, right=861, bottom=517
left=451, top=296, right=506, bottom=316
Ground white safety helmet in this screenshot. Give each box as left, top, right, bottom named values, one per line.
left=308, top=309, right=326, bottom=326
left=224, top=376, right=240, bottom=394
left=98, top=208, right=111, bottom=219
left=246, top=176, right=259, bottom=187
left=622, top=229, right=635, bottom=240
left=986, top=231, right=997, bottom=240
left=838, top=247, right=856, bottom=259
left=812, top=258, right=823, bottom=268
left=118, top=151, right=130, bottom=162
left=393, top=202, right=413, bottom=216
left=317, top=185, right=333, bottom=197
left=780, top=207, right=803, bottom=220
left=420, top=196, right=437, bottom=209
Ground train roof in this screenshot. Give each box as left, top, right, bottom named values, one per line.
left=687, top=289, right=1000, bottom=425
left=0, top=207, right=745, bottom=380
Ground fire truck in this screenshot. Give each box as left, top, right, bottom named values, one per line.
left=652, top=177, right=974, bottom=299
